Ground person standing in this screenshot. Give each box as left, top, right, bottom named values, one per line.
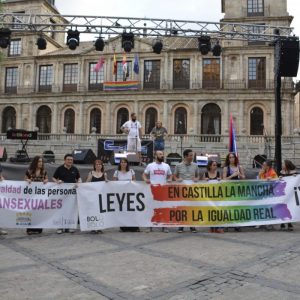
left=86, top=159, right=107, bottom=234
left=203, top=160, right=224, bottom=233
left=150, top=121, right=168, bottom=151
left=53, top=153, right=81, bottom=234
left=258, top=160, right=278, bottom=180
left=24, top=156, right=48, bottom=235
left=279, top=159, right=297, bottom=231
left=173, top=149, right=199, bottom=233
left=0, top=163, right=8, bottom=235
left=113, top=158, right=139, bottom=232
left=143, top=150, right=172, bottom=233
left=223, top=152, right=246, bottom=232
left=86, top=159, right=107, bottom=183
left=121, top=112, right=142, bottom=164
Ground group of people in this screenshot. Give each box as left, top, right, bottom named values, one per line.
left=0, top=148, right=297, bottom=236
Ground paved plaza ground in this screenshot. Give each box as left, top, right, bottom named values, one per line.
left=1, top=163, right=300, bottom=299
left=1, top=225, right=300, bottom=300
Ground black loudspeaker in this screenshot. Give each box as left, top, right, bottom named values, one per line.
left=280, top=37, right=299, bottom=77
left=0, top=147, right=7, bottom=162
left=72, top=149, right=96, bottom=164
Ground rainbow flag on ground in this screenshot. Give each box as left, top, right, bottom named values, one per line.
left=103, top=81, right=140, bottom=91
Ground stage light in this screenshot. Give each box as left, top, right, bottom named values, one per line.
left=212, top=40, right=222, bottom=56
left=95, top=37, right=105, bottom=51
left=198, top=36, right=211, bottom=55
left=36, top=36, right=47, bottom=50
left=0, top=28, right=12, bottom=49
left=122, top=32, right=134, bottom=53
left=67, top=29, right=80, bottom=50
left=152, top=38, right=163, bottom=54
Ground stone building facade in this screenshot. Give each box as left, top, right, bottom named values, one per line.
left=0, top=0, right=299, bottom=165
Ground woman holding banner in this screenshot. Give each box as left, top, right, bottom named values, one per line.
left=86, top=159, right=107, bottom=234
left=86, top=159, right=108, bottom=182
left=279, top=159, right=297, bottom=231
left=223, top=152, right=245, bottom=232
left=203, top=160, right=224, bottom=234
left=24, top=155, right=48, bottom=235
left=113, top=158, right=139, bottom=232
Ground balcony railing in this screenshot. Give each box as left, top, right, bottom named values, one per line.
left=1, top=79, right=296, bottom=95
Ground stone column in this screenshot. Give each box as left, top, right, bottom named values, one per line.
left=52, top=102, right=58, bottom=133
left=193, top=100, right=198, bottom=135
left=105, top=101, right=111, bottom=134
left=78, top=100, right=84, bottom=134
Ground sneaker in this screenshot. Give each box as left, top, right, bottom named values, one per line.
left=177, top=227, right=184, bottom=233
left=68, top=229, right=76, bottom=233
left=216, top=228, right=225, bottom=234
left=287, top=224, right=294, bottom=231
left=280, top=224, right=286, bottom=230
left=190, top=227, right=197, bottom=233
left=0, top=229, right=8, bottom=235
left=56, top=229, right=63, bottom=234
left=145, top=227, right=153, bottom=233
left=162, top=228, right=169, bottom=233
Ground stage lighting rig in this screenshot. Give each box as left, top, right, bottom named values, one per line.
left=122, top=32, right=134, bottom=52
left=67, top=29, right=80, bottom=50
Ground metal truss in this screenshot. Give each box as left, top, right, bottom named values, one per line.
left=0, top=13, right=295, bottom=42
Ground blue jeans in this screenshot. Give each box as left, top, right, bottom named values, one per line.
left=154, top=140, right=165, bottom=151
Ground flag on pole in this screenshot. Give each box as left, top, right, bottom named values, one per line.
left=133, top=53, right=139, bottom=74
left=113, top=52, right=117, bottom=76
left=229, top=113, right=238, bottom=156
left=93, top=55, right=105, bottom=73
left=122, top=52, right=128, bottom=74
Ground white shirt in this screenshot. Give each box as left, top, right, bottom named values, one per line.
left=113, top=169, right=135, bottom=181
left=122, top=120, right=141, bottom=138
left=144, top=162, right=172, bottom=184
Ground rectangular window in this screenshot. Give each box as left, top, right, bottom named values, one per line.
left=12, top=11, right=25, bottom=29
left=8, top=39, right=21, bottom=56
left=248, top=57, right=266, bottom=89
left=115, top=61, right=132, bottom=81
left=39, top=65, right=53, bottom=92
left=202, top=58, right=220, bottom=89
left=173, top=59, right=190, bottom=89
left=144, top=60, right=160, bottom=89
left=89, top=63, right=104, bottom=91
left=248, top=24, right=266, bottom=45
left=63, top=64, right=78, bottom=92
left=247, top=0, right=264, bottom=16
left=5, top=67, right=18, bottom=94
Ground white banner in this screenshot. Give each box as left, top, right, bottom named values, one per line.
left=77, top=177, right=300, bottom=230
left=0, top=181, right=78, bottom=229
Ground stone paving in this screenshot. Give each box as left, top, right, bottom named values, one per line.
left=1, top=225, right=300, bottom=300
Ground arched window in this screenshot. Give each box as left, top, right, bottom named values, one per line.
left=116, top=108, right=129, bottom=134
left=2, top=106, right=16, bottom=133
left=90, top=108, right=101, bottom=133
left=36, top=105, right=51, bottom=133
left=201, top=103, right=221, bottom=134
left=174, top=107, right=187, bottom=134
left=64, top=108, right=75, bottom=133
left=250, top=107, right=264, bottom=135
left=145, top=107, right=157, bottom=134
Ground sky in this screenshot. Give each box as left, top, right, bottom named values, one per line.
left=55, top=0, right=300, bottom=79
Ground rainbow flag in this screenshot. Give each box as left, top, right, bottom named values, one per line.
left=229, top=113, right=238, bottom=155
left=103, top=81, right=140, bottom=91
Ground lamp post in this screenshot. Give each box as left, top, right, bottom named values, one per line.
left=274, top=35, right=282, bottom=175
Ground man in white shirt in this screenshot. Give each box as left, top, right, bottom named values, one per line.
left=143, top=150, right=172, bottom=232
left=121, top=112, right=142, bottom=164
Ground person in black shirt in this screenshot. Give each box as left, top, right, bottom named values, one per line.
left=53, top=153, right=81, bottom=234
